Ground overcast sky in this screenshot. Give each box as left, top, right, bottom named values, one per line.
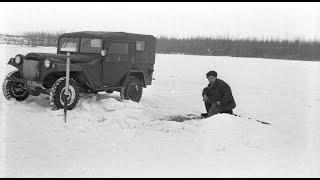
left=1, top=2, right=320, bottom=40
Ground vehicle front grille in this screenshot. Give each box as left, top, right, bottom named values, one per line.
left=23, top=60, right=40, bottom=80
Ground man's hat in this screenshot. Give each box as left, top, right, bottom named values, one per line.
left=206, top=71, right=217, bottom=78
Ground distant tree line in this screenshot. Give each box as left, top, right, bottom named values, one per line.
left=22, top=31, right=63, bottom=47
left=1, top=32, right=320, bottom=61
left=0, top=32, right=62, bottom=47
left=156, top=36, right=320, bottom=61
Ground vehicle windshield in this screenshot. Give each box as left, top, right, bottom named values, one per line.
left=59, top=37, right=102, bottom=53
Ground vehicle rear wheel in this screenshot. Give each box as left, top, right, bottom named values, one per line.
left=123, top=77, right=143, bottom=102
left=49, top=77, right=80, bottom=110
left=2, top=70, right=29, bottom=101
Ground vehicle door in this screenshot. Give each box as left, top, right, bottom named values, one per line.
left=79, top=38, right=104, bottom=89
left=102, top=41, right=135, bottom=86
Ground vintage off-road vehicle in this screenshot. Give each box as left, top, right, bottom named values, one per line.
left=2, top=31, right=156, bottom=109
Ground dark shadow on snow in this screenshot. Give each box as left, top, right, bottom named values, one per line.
left=161, top=113, right=271, bottom=126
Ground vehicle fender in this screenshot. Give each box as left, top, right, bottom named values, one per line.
left=7, top=58, right=22, bottom=70
left=123, top=70, right=146, bottom=87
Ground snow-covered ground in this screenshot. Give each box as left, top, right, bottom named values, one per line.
left=0, top=44, right=320, bottom=177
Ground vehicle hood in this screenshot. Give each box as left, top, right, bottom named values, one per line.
left=25, top=53, right=100, bottom=64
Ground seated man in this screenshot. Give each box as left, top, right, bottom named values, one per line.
left=202, top=70, right=236, bottom=117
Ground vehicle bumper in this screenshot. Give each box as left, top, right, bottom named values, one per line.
left=6, top=77, right=50, bottom=95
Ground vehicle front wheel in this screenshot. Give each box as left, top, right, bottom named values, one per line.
left=49, top=77, right=80, bottom=110
left=123, top=77, right=143, bottom=102
left=2, top=70, right=29, bottom=101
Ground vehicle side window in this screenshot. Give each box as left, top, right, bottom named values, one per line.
left=108, top=42, right=129, bottom=55
left=136, top=41, right=145, bottom=51
left=80, top=38, right=102, bottom=53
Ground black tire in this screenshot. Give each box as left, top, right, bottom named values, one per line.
left=123, top=77, right=143, bottom=102
left=49, top=77, right=80, bottom=110
left=106, top=90, right=114, bottom=94
left=2, top=70, right=29, bottom=101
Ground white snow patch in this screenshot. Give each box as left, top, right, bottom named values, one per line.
left=0, top=44, right=320, bottom=177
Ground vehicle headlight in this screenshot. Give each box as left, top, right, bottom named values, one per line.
left=14, top=55, right=21, bottom=64
left=44, top=59, right=51, bottom=68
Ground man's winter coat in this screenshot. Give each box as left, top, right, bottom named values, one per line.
left=202, top=78, right=236, bottom=111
